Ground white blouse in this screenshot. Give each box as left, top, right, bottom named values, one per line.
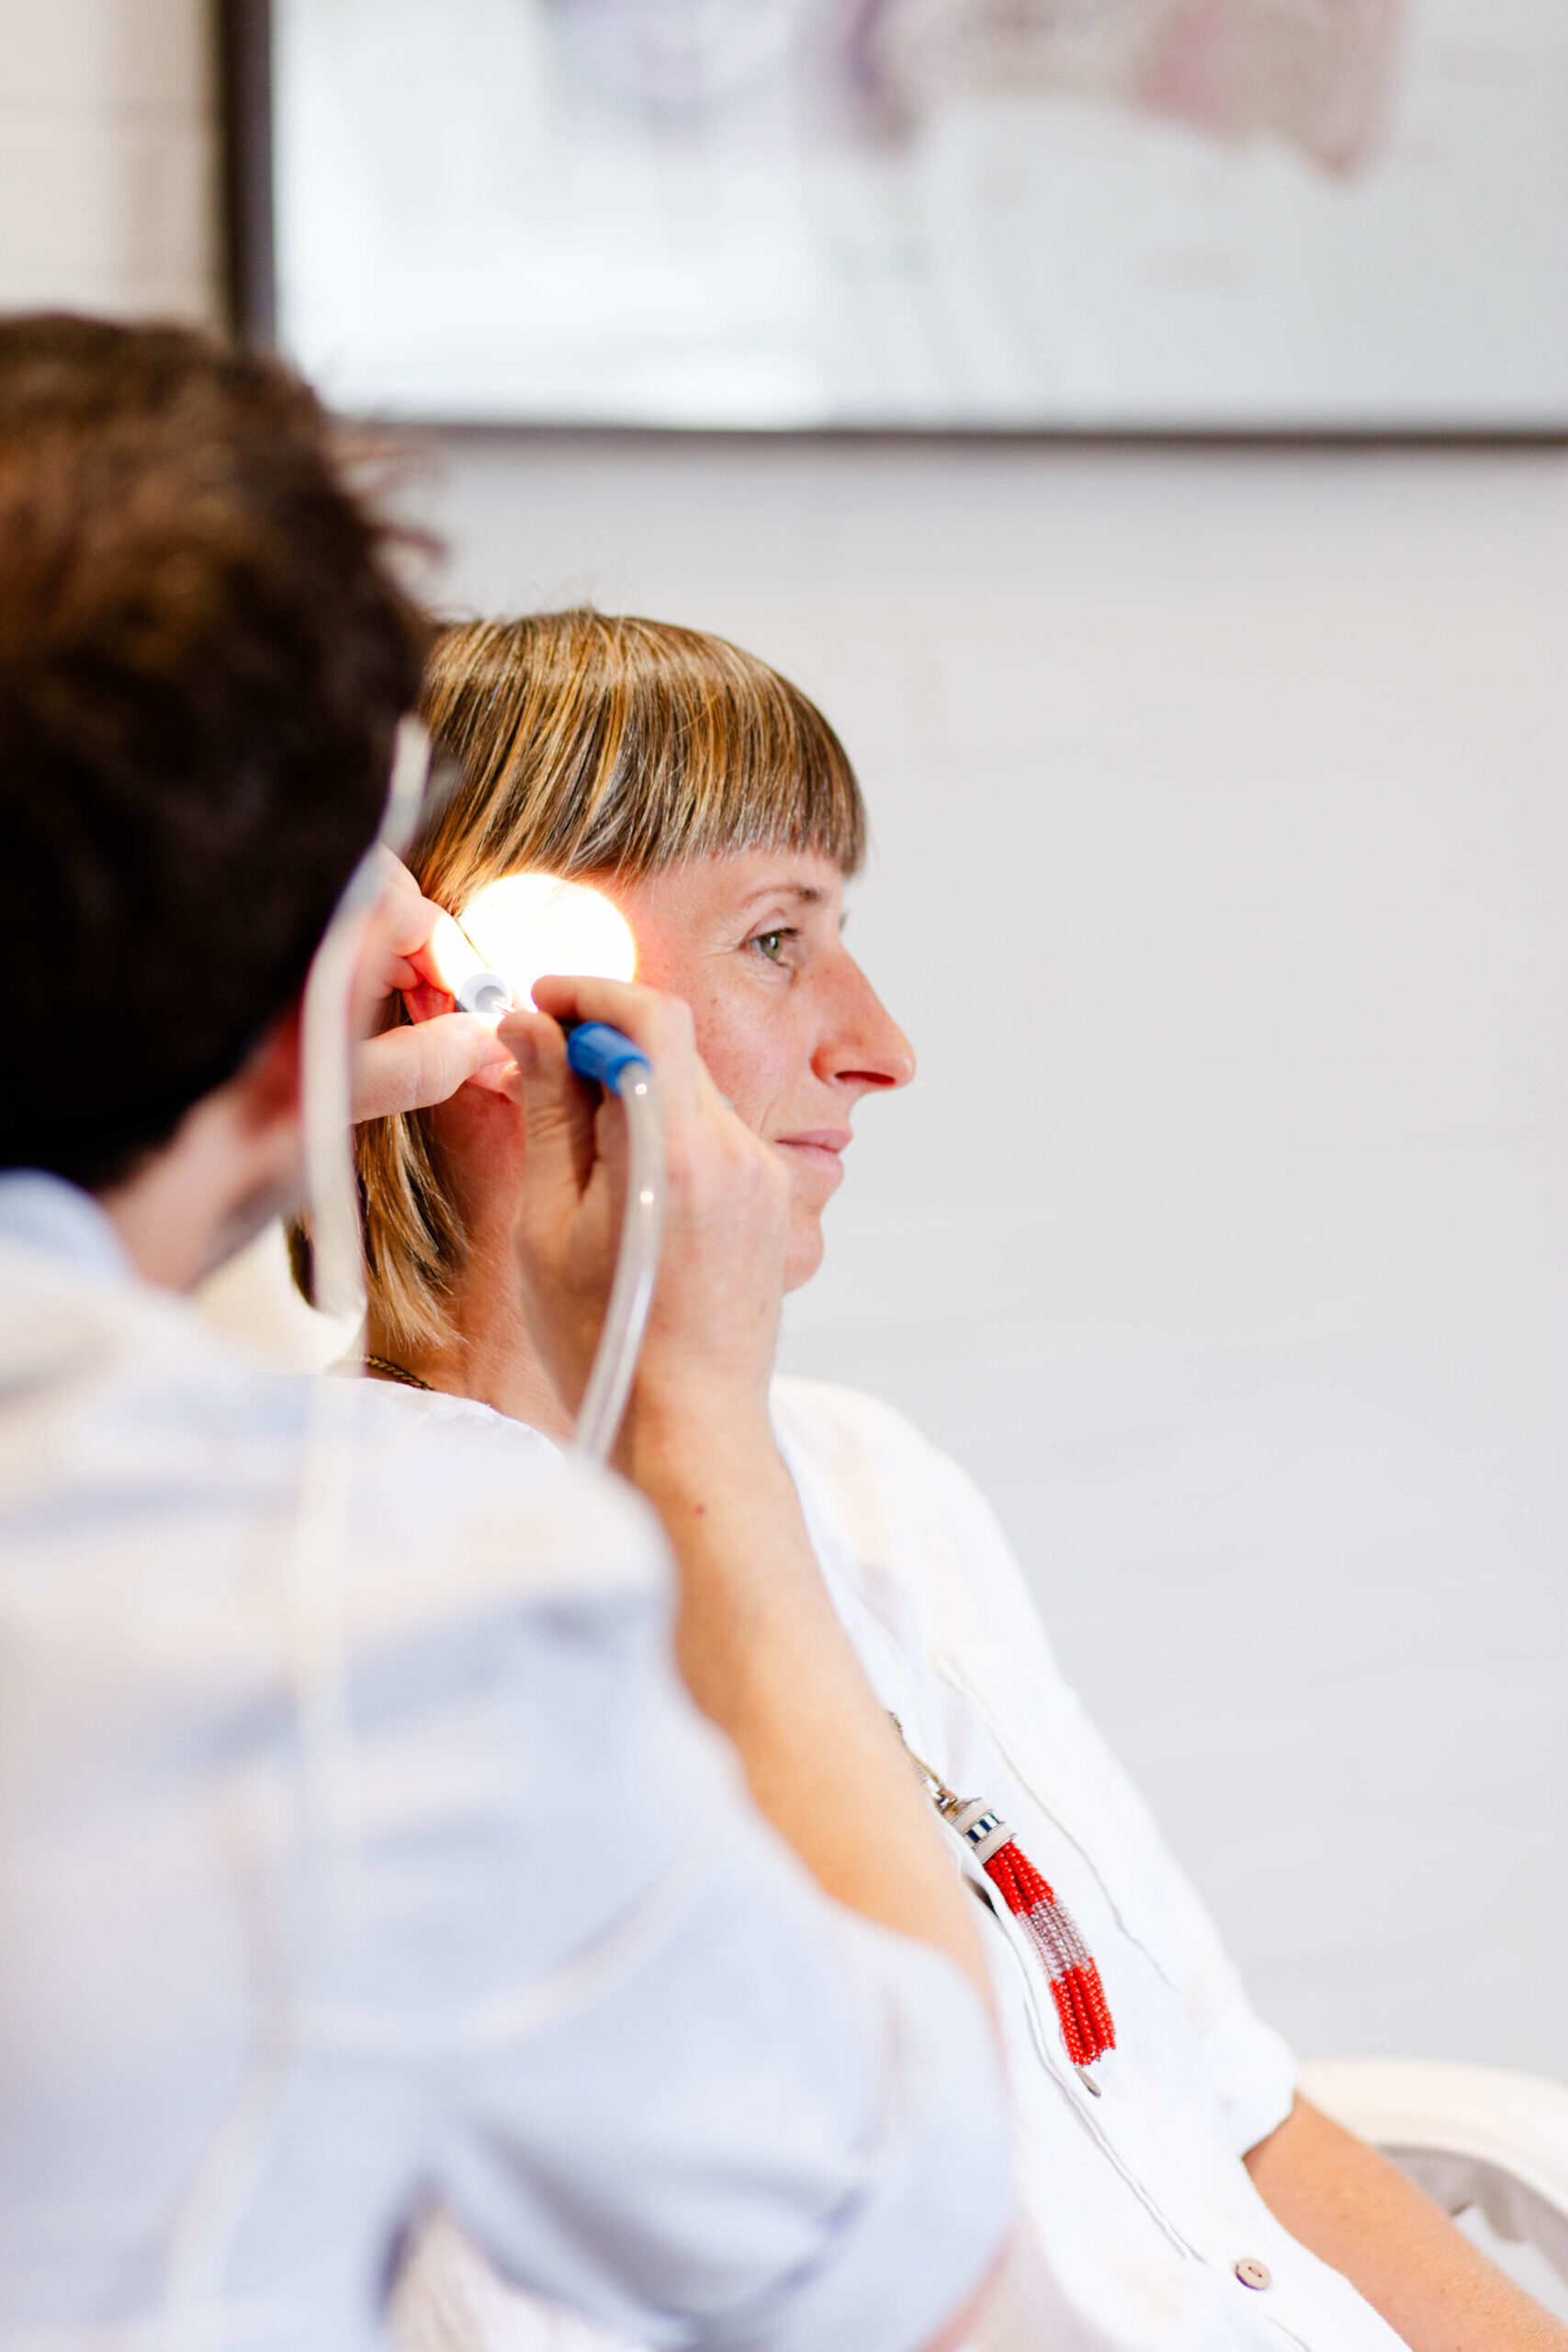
left=399, top=1375, right=1410, bottom=2352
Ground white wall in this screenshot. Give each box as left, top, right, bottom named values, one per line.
left=0, top=0, right=217, bottom=322
left=414, top=426, right=1568, bottom=2086
left=6, top=0, right=1567, bottom=2190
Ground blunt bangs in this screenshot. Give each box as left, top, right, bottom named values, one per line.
left=412, top=609, right=865, bottom=912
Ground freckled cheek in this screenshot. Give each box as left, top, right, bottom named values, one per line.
left=630, top=954, right=795, bottom=1134
left=685, top=1012, right=786, bottom=1135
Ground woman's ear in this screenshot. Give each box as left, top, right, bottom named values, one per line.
left=402, top=978, right=457, bottom=1026
left=402, top=976, right=519, bottom=1101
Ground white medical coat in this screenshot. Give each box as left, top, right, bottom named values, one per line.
left=0, top=1175, right=1009, bottom=2351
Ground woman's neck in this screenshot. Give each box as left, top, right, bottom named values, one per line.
left=366, top=1221, right=573, bottom=1444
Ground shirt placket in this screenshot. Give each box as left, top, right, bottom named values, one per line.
left=932, top=1686, right=1328, bottom=2349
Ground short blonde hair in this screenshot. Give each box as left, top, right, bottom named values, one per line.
left=355, top=609, right=867, bottom=1351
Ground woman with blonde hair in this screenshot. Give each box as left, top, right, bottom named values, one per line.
left=355, top=608, right=886, bottom=1379
left=373, top=610, right=1564, bottom=2352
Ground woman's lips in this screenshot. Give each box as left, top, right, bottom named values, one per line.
left=774, top=1129, right=852, bottom=1183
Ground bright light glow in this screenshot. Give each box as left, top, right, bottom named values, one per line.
left=458, top=875, right=637, bottom=1011
left=425, top=910, right=492, bottom=1001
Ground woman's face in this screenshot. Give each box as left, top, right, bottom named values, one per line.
left=611, top=849, right=915, bottom=1288
left=418, top=847, right=914, bottom=1295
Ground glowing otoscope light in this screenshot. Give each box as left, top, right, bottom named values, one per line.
left=428, top=873, right=637, bottom=1020
left=427, top=875, right=644, bottom=1090
left=425, top=875, right=660, bottom=1459
left=425, top=910, right=512, bottom=1022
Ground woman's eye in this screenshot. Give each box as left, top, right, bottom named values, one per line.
left=749, top=929, right=789, bottom=964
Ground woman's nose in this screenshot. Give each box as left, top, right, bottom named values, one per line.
left=816, top=955, right=916, bottom=1091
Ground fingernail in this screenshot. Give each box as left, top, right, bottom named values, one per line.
left=512, top=1032, right=537, bottom=1073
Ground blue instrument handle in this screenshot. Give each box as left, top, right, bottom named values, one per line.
left=566, top=1021, right=651, bottom=1093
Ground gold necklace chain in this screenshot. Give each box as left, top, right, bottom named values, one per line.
left=359, top=1353, right=435, bottom=1392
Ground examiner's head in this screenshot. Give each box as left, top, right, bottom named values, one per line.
left=0, top=312, right=423, bottom=1194
left=360, top=609, right=914, bottom=1351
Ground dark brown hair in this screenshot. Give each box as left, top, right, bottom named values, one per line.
left=0, top=313, right=426, bottom=1188
left=357, top=609, right=866, bottom=1347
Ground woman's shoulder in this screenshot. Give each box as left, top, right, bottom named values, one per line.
left=769, top=1373, right=942, bottom=1470
left=331, top=1375, right=671, bottom=1630
left=769, top=1376, right=1058, bottom=1663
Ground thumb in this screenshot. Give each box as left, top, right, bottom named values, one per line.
left=350, top=1012, right=512, bottom=1122
left=500, top=1009, right=597, bottom=1209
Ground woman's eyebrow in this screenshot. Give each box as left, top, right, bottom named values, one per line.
left=737, top=882, right=828, bottom=910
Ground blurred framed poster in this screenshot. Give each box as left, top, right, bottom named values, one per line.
left=244, top=0, right=1568, bottom=431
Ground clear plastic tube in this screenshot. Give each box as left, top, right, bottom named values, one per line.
left=167, top=731, right=664, bottom=2317
left=298, top=860, right=380, bottom=1327
left=164, top=718, right=430, bottom=2331
left=572, top=1062, right=665, bottom=1464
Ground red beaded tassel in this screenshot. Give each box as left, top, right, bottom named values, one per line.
left=896, top=1724, right=1115, bottom=2068
left=982, top=1835, right=1116, bottom=2067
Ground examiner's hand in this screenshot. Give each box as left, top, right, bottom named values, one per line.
left=508, top=981, right=999, bottom=2039
left=501, top=975, right=789, bottom=1442
left=349, top=851, right=515, bottom=1122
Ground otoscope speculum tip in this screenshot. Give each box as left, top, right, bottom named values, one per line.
left=454, top=969, right=513, bottom=1022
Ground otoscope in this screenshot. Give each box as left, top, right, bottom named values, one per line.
left=423, top=873, right=666, bottom=1463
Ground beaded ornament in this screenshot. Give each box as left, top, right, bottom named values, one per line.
left=898, top=1729, right=1115, bottom=2070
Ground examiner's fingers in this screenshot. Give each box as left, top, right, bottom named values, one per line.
left=351, top=1011, right=513, bottom=1123
left=349, top=854, right=460, bottom=1034
left=528, top=975, right=716, bottom=1123
left=506, top=981, right=788, bottom=1419
left=367, top=845, right=423, bottom=916
left=497, top=1007, right=599, bottom=1202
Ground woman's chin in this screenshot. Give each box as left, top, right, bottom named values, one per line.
left=784, top=1217, right=826, bottom=1294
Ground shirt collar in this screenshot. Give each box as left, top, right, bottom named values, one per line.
left=0, top=1171, right=133, bottom=1281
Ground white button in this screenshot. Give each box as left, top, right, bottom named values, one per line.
left=1234, top=2257, right=1272, bottom=2291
